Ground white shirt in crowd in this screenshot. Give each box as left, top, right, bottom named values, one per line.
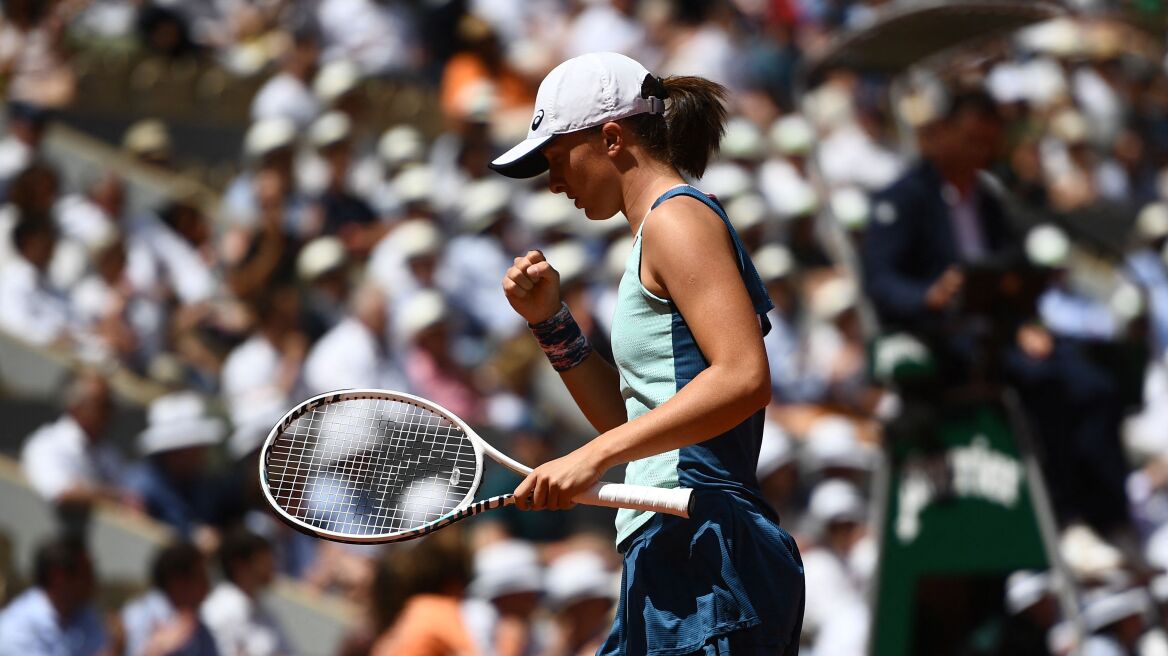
left=121, top=589, right=218, bottom=656
left=20, top=414, right=124, bottom=501
left=0, top=588, right=107, bottom=656
left=302, top=316, right=407, bottom=395
left=123, top=214, right=216, bottom=305
left=201, top=581, right=290, bottom=656
left=220, top=334, right=291, bottom=426
left=439, top=234, right=523, bottom=340
left=250, top=72, right=320, bottom=130
left=0, top=135, right=32, bottom=186
left=801, top=545, right=872, bottom=656
left=54, top=194, right=117, bottom=250
left=317, top=0, right=416, bottom=75
left=0, top=255, right=72, bottom=345
left=564, top=2, right=654, bottom=67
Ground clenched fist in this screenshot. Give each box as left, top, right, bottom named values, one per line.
left=502, top=250, right=562, bottom=324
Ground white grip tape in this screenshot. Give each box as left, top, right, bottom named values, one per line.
left=575, top=483, right=693, bottom=518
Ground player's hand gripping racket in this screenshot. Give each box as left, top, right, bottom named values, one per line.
left=260, top=389, right=694, bottom=544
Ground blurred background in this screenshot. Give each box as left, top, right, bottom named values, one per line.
left=2, top=0, right=1168, bottom=654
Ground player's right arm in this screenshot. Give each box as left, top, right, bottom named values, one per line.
left=503, top=250, right=627, bottom=433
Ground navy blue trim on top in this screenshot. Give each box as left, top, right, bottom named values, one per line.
left=650, top=185, right=774, bottom=336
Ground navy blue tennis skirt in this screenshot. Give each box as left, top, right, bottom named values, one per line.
left=598, top=490, right=805, bottom=656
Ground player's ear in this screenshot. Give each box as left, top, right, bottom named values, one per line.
left=601, top=122, right=623, bottom=156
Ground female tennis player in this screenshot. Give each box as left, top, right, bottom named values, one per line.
left=491, top=52, right=805, bottom=655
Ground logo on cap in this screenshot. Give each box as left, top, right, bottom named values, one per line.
left=531, top=109, right=545, bottom=131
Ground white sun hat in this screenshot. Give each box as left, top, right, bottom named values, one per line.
left=139, top=391, right=226, bottom=456
left=489, top=52, right=667, bottom=179
left=721, top=117, right=765, bottom=162
left=378, top=125, right=426, bottom=168
left=297, top=235, right=346, bottom=281
left=309, top=111, right=353, bottom=149
left=392, top=219, right=443, bottom=261
left=521, top=189, right=579, bottom=233
left=456, top=178, right=512, bottom=233
left=808, top=479, right=867, bottom=525
left=698, top=162, right=753, bottom=202
left=756, top=419, right=796, bottom=479
left=770, top=114, right=815, bottom=156
left=804, top=414, right=874, bottom=472
left=469, top=539, right=544, bottom=600
left=753, top=243, right=794, bottom=284
left=396, top=290, right=448, bottom=342
left=244, top=117, right=297, bottom=159
left=545, top=551, right=617, bottom=611
left=1005, top=570, right=1052, bottom=615
left=724, top=193, right=768, bottom=232
left=314, top=59, right=361, bottom=105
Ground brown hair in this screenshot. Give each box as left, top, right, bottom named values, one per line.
left=626, top=76, right=728, bottom=179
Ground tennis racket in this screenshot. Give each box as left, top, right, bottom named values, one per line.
left=259, top=389, right=694, bottom=544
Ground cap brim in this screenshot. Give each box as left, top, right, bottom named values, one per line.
left=489, top=135, right=555, bottom=179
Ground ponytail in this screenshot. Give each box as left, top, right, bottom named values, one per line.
left=626, top=75, right=728, bottom=179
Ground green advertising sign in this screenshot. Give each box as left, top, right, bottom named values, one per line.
left=871, top=398, right=1056, bottom=655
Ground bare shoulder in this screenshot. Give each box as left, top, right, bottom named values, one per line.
left=640, top=194, right=738, bottom=297
left=641, top=194, right=736, bottom=265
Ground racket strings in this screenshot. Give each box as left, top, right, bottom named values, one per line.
left=267, top=397, right=479, bottom=537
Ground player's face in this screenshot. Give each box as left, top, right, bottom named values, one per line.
left=543, top=128, right=621, bottom=221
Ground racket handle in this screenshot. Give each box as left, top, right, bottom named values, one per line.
left=576, top=483, right=694, bottom=518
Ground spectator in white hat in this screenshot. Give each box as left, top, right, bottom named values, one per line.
left=308, top=111, right=387, bottom=258
left=805, top=275, right=885, bottom=416
left=756, top=419, right=801, bottom=522
left=723, top=192, right=770, bottom=254
left=463, top=539, right=546, bottom=656
left=439, top=177, right=525, bottom=340
left=544, top=550, right=619, bottom=656
left=303, top=282, right=408, bottom=395
left=803, top=414, right=876, bottom=484
left=313, top=58, right=362, bottom=116
left=250, top=25, right=321, bottom=129
left=754, top=243, right=819, bottom=412
left=367, top=218, right=444, bottom=304
left=358, top=126, right=428, bottom=218
left=122, top=118, right=173, bottom=169
left=993, top=570, right=1060, bottom=656
left=297, top=235, right=350, bottom=339
left=801, top=479, right=873, bottom=656
left=398, top=290, right=485, bottom=425
left=222, top=116, right=309, bottom=234
left=125, top=391, right=228, bottom=544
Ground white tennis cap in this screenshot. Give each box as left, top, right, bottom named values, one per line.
left=469, top=539, right=543, bottom=599
left=1005, top=570, right=1052, bottom=615
left=139, top=391, right=225, bottom=456
left=489, top=52, right=666, bottom=179
left=545, top=551, right=617, bottom=610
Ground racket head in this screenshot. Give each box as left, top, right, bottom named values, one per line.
left=259, top=389, right=486, bottom=544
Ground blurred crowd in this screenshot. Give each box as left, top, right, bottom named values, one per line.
left=2, top=0, right=1168, bottom=654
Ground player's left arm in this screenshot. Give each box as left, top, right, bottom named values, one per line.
left=515, top=197, right=770, bottom=510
